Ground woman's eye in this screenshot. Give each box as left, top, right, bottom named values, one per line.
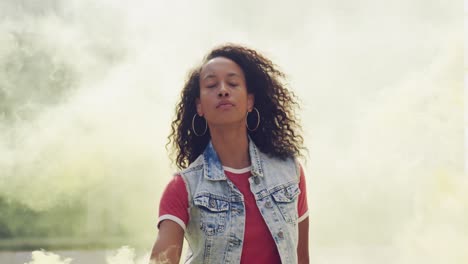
left=229, top=83, right=238, bottom=87
left=206, top=84, right=217, bottom=88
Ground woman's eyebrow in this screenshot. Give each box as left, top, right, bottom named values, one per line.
left=202, top=72, right=240, bottom=80
left=202, top=73, right=217, bottom=80
left=227, top=72, right=241, bottom=78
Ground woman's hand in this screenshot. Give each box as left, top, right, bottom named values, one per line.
left=150, top=220, right=184, bottom=264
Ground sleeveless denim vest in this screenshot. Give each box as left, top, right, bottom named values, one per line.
left=179, top=139, right=301, bottom=264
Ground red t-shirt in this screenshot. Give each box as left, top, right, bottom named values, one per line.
left=158, top=165, right=308, bottom=263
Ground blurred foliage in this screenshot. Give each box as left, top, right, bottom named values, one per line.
left=0, top=195, right=86, bottom=238
left=0, top=195, right=144, bottom=250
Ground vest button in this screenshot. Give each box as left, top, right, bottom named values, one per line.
left=209, top=199, right=216, bottom=208
left=265, top=201, right=273, bottom=208
left=254, top=177, right=260, bottom=185
left=230, top=237, right=241, bottom=247
left=278, top=231, right=284, bottom=239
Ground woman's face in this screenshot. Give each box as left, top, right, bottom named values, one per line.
left=196, top=57, right=254, bottom=128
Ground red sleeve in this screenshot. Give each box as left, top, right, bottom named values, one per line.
left=297, top=164, right=309, bottom=222
left=158, top=174, right=189, bottom=230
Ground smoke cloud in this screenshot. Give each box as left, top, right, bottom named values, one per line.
left=0, top=0, right=464, bottom=263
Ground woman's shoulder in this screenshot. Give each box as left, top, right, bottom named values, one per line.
left=260, top=153, right=301, bottom=181
left=260, top=152, right=297, bottom=167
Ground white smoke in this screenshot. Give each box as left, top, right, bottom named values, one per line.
left=25, top=251, right=72, bottom=264
left=24, top=246, right=155, bottom=264
left=0, top=0, right=464, bottom=263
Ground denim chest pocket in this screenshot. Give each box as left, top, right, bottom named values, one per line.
left=271, top=183, right=300, bottom=224
left=193, top=195, right=229, bottom=236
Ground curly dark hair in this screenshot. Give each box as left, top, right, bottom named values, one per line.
left=168, top=43, right=305, bottom=169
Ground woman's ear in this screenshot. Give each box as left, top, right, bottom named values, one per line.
left=247, top=93, right=255, bottom=112
left=196, top=98, right=203, bottom=116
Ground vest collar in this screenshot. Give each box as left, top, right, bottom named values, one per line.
left=202, top=136, right=264, bottom=181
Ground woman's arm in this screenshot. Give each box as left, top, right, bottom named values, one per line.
left=297, top=216, right=310, bottom=264
left=150, top=220, right=184, bottom=264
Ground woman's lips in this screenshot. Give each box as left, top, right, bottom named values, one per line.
left=218, top=104, right=234, bottom=110
left=216, top=101, right=235, bottom=109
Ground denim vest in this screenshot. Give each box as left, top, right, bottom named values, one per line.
left=179, top=139, right=301, bottom=264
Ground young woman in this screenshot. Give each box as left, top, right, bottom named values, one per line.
left=150, top=44, right=309, bottom=264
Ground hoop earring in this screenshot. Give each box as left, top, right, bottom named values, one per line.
left=192, top=113, right=207, bottom=136
left=246, top=107, right=260, bottom=131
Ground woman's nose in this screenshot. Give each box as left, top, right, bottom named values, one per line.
left=218, top=83, right=229, bottom=97
left=218, top=91, right=229, bottom=97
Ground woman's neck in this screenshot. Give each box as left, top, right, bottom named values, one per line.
left=209, top=126, right=250, bottom=169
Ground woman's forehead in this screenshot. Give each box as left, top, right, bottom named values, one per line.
left=200, top=57, right=244, bottom=78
